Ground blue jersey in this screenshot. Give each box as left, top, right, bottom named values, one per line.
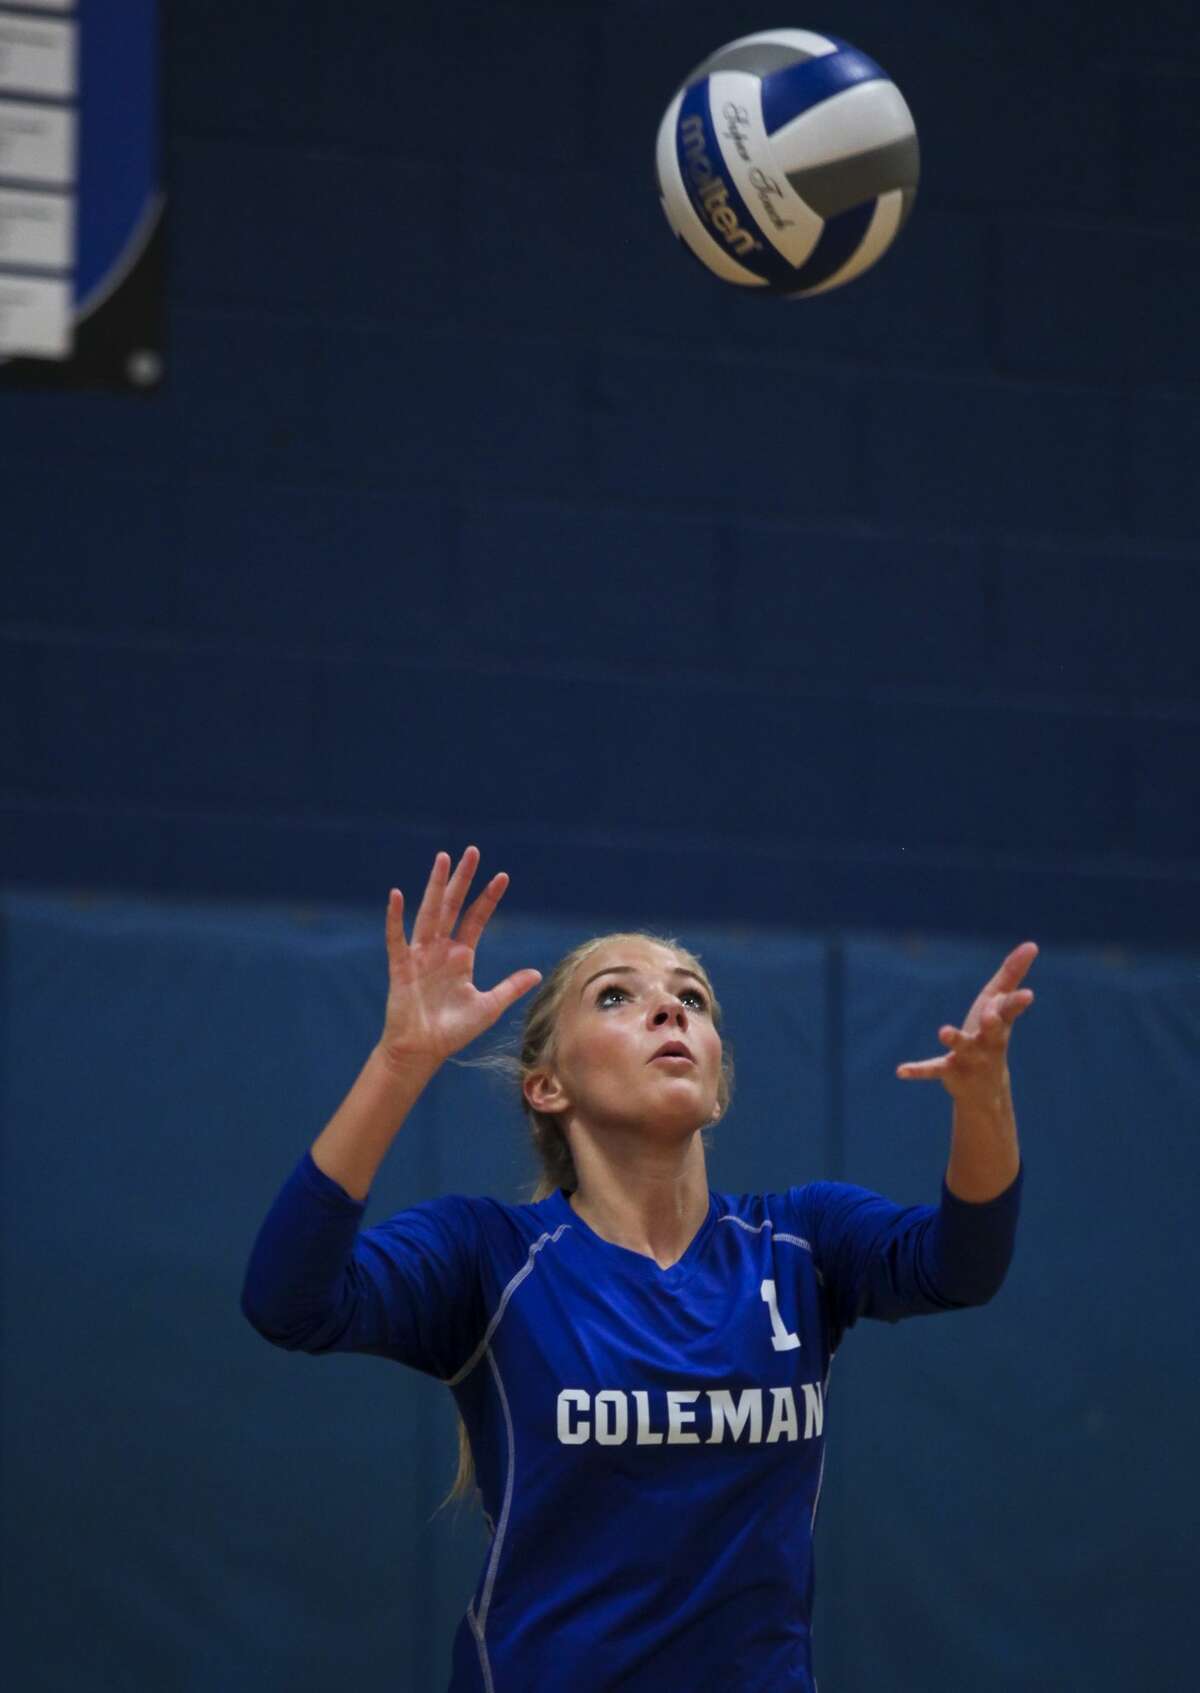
left=242, top=1150, right=1022, bottom=1692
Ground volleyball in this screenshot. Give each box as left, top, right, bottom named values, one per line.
left=655, top=28, right=919, bottom=298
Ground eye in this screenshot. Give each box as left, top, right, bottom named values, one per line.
left=596, top=983, right=708, bottom=1011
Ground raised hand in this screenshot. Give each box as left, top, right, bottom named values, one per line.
left=380, top=846, right=542, bottom=1069
left=896, top=941, right=1038, bottom=1101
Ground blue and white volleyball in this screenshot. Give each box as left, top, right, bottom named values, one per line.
left=655, top=28, right=919, bottom=297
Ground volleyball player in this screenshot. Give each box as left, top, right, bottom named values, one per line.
left=242, top=845, right=1033, bottom=1691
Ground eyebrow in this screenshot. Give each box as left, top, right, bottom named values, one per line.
left=579, top=965, right=707, bottom=1000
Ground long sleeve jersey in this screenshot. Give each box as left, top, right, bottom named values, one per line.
left=241, top=1150, right=1023, bottom=1693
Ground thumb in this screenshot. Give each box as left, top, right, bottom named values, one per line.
left=481, top=969, right=543, bottom=1024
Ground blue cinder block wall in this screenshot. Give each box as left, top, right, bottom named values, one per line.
left=2, top=0, right=1197, bottom=946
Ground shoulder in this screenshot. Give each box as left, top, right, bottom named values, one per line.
left=383, top=1188, right=568, bottom=1254
left=711, top=1187, right=817, bottom=1248
left=713, top=1181, right=907, bottom=1241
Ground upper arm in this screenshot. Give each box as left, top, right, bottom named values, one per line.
left=297, top=1194, right=489, bottom=1380
left=789, top=1180, right=957, bottom=1343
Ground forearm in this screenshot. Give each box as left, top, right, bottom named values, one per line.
left=945, top=1070, right=1021, bottom=1203
left=310, top=1044, right=440, bottom=1202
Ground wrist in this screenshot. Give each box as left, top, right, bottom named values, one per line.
left=372, top=1040, right=442, bottom=1086
left=947, top=1076, right=1020, bottom=1203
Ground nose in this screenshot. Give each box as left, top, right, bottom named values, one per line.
left=650, top=996, right=688, bottom=1028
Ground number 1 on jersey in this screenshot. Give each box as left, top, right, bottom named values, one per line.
left=760, top=1278, right=801, bottom=1351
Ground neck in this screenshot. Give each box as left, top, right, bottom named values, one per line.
left=567, top=1129, right=710, bottom=1269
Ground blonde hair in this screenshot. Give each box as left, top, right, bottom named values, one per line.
left=435, top=930, right=735, bottom=1520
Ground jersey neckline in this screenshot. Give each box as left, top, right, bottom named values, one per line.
left=548, top=1186, right=720, bottom=1288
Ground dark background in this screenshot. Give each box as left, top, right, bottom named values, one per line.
left=2, top=0, right=1197, bottom=949
left=1, top=3, right=1197, bottom=1690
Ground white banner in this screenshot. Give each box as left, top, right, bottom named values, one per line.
left=0, top=271, right=71, bottom=354
left=0, top=185, right=73, bottom=267
left=0, top=97, right=76, bottom=184
left=0, top=14, right=78, bottom=98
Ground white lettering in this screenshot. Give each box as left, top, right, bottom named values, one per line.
left=761, top=1279, right=802, bottom=1351
left=632, top=1389, right=663, bottom=1445
left=558, top=1388, right=589, bottom=1444
left=666, top=1390, right=700, bottom=1444
left=766, top=1386, right=799, bottom=1443
left=594, top=1389, right=626, bottom=1445
left=707, top=1387, right=763, bottom=1444
left=555, top=1383, right=824, bottom=1447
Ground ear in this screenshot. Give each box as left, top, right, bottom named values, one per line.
left=525, top=1068, right=570, bottom=1116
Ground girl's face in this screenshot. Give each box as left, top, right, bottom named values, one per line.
left=526, top=939, right=723, bottom=1138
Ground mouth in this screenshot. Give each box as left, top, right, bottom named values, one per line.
left=651, top=1043, right=694, bottom=1064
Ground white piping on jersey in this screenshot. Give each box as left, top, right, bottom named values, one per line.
left=807, top=1361, right=837, bottom=1693
left=465, top=1344, right=518, bottom=1693
left=718, top=1211, right=826, bottom=1286
left=454, top=1229, right=578, bottom=1693
left=444, top=1222, right=573, bottom=1388
left=466, top=1591, right=494, bottom=1693
left=810, top=1361, right=835, bottom=1531
left=448, top=1212, right=825, bottom=1390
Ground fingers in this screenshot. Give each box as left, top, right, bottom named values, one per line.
left=456, top=868, right=511, bottom=953
left=409, top=844, right=485, bottom=946
left=896, top=1055, right=948, bottom=1081
left=945, top=993, right=1031, bottom=1047
left=399, top=845, right=512, bottom=955
left=898, top=1030, right=992, bottom=1079
left=439, top=844, right=482, bottom=938
left=385, top=887, right=409, bottom=971
left=899, top=947, right=1036, bottom=1086
left=484, top=967, right=544, bottom=1018
left=411, top=850, right=451, bottom=947
left=975, top=991, right=1034, bottom=1039
left=992, top=940, right=1039, bottom=992
left=998, top=988, right=1034, bottom=1021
